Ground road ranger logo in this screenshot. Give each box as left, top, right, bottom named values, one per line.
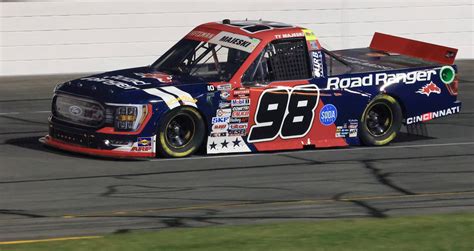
left=326, top=70, right=437, bottom=90
left=406, top=106, right=460, bottom=125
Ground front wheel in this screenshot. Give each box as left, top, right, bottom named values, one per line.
left=156, top=107, right=205, bottom=158
left=359, top=95, right=402, bottom=146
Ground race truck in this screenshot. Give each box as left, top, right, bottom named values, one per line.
left=42, top=20, right=461, bottom=158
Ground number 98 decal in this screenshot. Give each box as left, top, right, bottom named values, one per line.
left=248, top=84, right=320, bottom=143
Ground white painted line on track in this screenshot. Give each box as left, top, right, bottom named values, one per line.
left=0, top=110, right=49, bottom=115
left=148, top=141, right=474, bottom=162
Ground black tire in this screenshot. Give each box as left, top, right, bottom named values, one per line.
left=359, top=95, right=402, bottom=146
left=156, top=107, right=205, bottom=158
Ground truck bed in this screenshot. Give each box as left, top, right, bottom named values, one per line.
left=332, top=47, right=442, bottom=74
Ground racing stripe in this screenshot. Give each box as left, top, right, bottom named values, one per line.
left=160, top=86, right=197, bottom=108
left=143, top=88, right=180, bottom=109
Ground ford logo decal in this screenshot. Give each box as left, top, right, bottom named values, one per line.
left=69, top=105, right=83, bottom=116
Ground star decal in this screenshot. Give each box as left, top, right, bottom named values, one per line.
left=209, top=141, right=217, bottom=150
left=221, top=140, right=229, bottom=148
left=232, top=138, right=241, bottom=147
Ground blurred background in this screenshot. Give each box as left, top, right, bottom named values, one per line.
left=0, top=0, right=472, bottom=76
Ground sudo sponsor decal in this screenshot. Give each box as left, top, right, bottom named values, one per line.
left=210, top=132, right=227, bottom=137
left=212, top=123, right=228, bottom=132
left=217, top=83, right=232, bottom=91
left=231, top=98, right=250, bottom=107
left=229, top=123, right=247, bottom=130
left=230, top=117, right=248, bottom=123
left=81, top=75, right=150, bottom=90
left=232, top=106, right=249, bottom=111
left=248, top=84, right=320, bottom=143
left=212, top=116, right=230, bottom=124
left=416, top=82, right=441, bottom=96
left=232, top=110, right=250, bottom=118
left=217, top=108, right=232, bottom=117
left=228, top=129, right=246, bottom=136
left=135, top=72, right=173, bottom=83
left=138, top=137, right=152, bottom=147
left=319, top=104, right=337, bottom=126
left=219, top=102, right=231, bottom=108
left=186, top=30, right=215, bottom=40
left=132, top=137, right=153, bottom=152
left=233, top=88, right=250, bottom=97
left=406, top=106, right=460, bottom=125
left=312, top=51, right=324, bottom=78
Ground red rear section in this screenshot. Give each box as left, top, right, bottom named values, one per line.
left=370, top=32, right=458, bottom=65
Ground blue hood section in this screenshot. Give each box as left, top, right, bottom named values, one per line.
left=56, top=66, right=207, bottom=103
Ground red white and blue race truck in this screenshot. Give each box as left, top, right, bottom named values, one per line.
left=42, top=20, right=461, bottom=158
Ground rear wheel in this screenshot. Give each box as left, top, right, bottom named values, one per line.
left=156, top=107, right=205, bottom=158
left=359, top=95, right=402, bottom=146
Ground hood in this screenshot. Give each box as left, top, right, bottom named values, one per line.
left=56, top=66, right=206, bottom=102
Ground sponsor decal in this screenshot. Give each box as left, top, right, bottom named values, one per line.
left=231, top=98, right=250, bottom=107
left=187, top=30, right=215, bottom=40
left=348, top=120, right=358, bottom=129
left=135, top=72, right=173, bottom=83
left=416, top=82, right=441, bottom=96
left=217, top=83, right=232, bottom=91
left=274, top=32, right=304, bottom=39
left=217, top=108, right=232, bottom=117
left=319, top=104, right=337, bottom=126
left=349, top=128, right=358, bottom=137
left=106, top=75, right=149, bottom=86
left=131, top=146, right=152, bottom=152
left=232, top=110, right=250, bottom=118
left=219, top=101, right=231, bottom=109
left=326, top=70, right=437, bottom=90
left=232, top=106, right=250, bottom=112
left=137, top=137, right=152, bottom=147
left=302, top=28, right=317, bottom=41
left=132, top=137, right=153, bottom=152
left=335, top=126, right=350, bottom=138
left=406, top=106, right=461, bottom=125
left=212, top=116, right=230, bottom=124
left=68, top=105, right=82, bottom=116
left=208, top=32, right=260, bottom=53
left=228, top=129, right=247, bottom=136
left=210, top=132, right=227, bottom=137
left=309, top=40, right=319, bottom=50
left=212, top=123, right=228, bottom=132
left=233, top=88, right=250, bottom=97
left=81, top=76, right=140, bottom=90
left=229, top=123, right=247, bottom=130
left=230, top=117, right=248, bottom=123
left=220, top=91, right=230, bottom=100
left=312, top=51, right=324, bottom=78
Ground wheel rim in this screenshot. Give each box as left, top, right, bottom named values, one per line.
left=365, top=103, right=393, bottom=137
left=165, top=113, right=195, bottom=148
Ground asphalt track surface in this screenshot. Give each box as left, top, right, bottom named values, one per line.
left=0, top=61, right=473, bottom=243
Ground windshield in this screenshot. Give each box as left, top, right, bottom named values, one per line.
left=151, top=39, right=251, bottom=82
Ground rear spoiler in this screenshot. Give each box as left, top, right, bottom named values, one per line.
left=369, top=32, right=457, bottom=65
